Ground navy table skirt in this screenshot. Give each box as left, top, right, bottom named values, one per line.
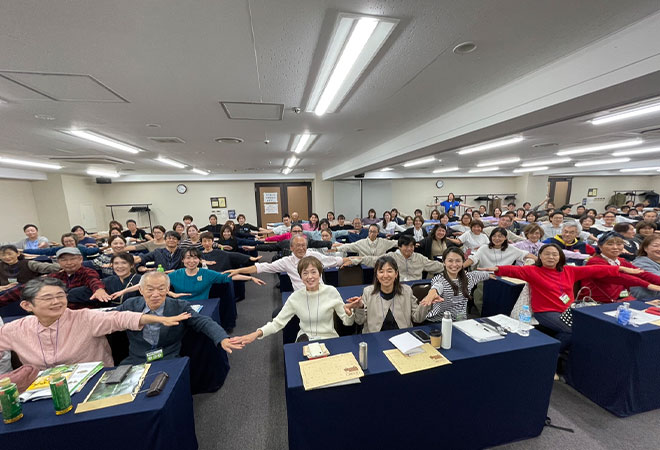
left=285, top=326, right=559, bottom=450
left=0, top=358, right=198, bottom=450
left=481, top=277, right=526, bottom=317
left=567, top=300, right=660, bottom=417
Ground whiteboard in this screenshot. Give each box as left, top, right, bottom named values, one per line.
left=333, top=180, right=361, bottom=220
left=333, top=180, right=393, bottom=220
left=80, top=204, right=97, bottom=230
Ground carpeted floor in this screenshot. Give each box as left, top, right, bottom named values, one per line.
left=193, top=267, right=660, bottom=450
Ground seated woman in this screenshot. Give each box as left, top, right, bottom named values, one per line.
left=401, top=215, right=428, bottom=242
left=125, top=225, right=167, bottom=253
left=234, top=256, right=355, bottom=343
left=180, top=224, right=203, bottom=250
left=450, top=213, right=472, bottom=235
left=464, top=227, right=536, bottom=313
left=448, top=219, right=488, bottom=252
left=91, top=235, right=129, bottom=276
left=402, top=215, right=414, bottom=229
left=71, top=225, right=97, bottom=246
left=0, top=277, right=191, bottom=370
left=390, top=208, right=405, bottom=225
left=22, top=232, right=99, bottom=260
left=429, top=209, right=441, bottom=221
left=422, top=247, right=492, bottom=321
left=345, top=255, right=437, bottom=332
left=632, top=234, right=660, bottom=300
left=104, top=253, right=142, bottom=304
left=303, top=213, right=321, bottom=231
left=612, top=222, right=638, bottom=261
left=593, top=211, right=617, bottom=233
left=326, top=211, right=338, bottom=227
left=235, top=213, right=268, bottom=238
left=513, top=223, right=544, bottom=256
left=199, top=214, right=222, bottom=237
left=362, top=209, right=380, bottom=226
left=580, top=232, right=660, bottom=303
left=634, top=221, right=656, bottom=247
left=481, top=243, right=641, bottom=352
left=378, top=210, right=406, bottom=236
left=417, top=224, right=450, bottom=261
left=168, top=248, right=264, bottom=300
left=200, top=232, right=260, bottom=271
left=304, top=219, right=352, bottom=243
left=525, top=211, right=538, bottom=224
left=0, top=245, right=59, bottom=292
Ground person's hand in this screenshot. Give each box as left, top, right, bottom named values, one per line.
left=242, top=245, right=256, bottom=251
left=223, top=269, right=240, bottom=277
left=85, top=243, right=98, bottom=247
left=203, top=260, right=216, bottom=266
left=90, top=288, right=112, bottom=302
left=169, top=292, right=192, bottom=299
left=220, top=338, right=244, bottom=354
left=235, top=331, right=260, bottom=345
left=332, top=242, right=342, bottom=248
left=477, top=267, right=497, bottom=272
left=249, top=256, right=262, bottom=262
left=647, top=284, right=660, bottom=292
left=250, top=277, right=266, bottom=286
left=159, top=312, right=191, bottom=327
left=0, top=282, right=18, bottom=292
left=341, top=257, right=354, bottom=268
left=102, top=263, right=112, bottom=268
left=419, top=290, right=443, bottom=306
left=345, top=296, right=363, bottom=309
left=327, top=247, right=337, bottom=252
left=110, top=290, right=125, bottom=300
left=223, top=245, right=234, bottom=251
left=620, top=266, right=643, bottom=275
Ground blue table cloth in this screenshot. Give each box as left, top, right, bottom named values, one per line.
left=481, top=277, right=526, bottom=317
left=207, top=281, right=237, bottom=331
left=285, top=326, right=559, bottom=450
left=567, top=301, right=660, bottom=417
left=0, top=358, right=197, bottom=449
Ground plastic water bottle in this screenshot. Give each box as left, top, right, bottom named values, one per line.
left=441, top=311, right=452, bottom=350
left=518, top=305, right=531, bottom=337
left=617, top=302, right=631, bottom=326
left=157, top=264, right=165, bottom=272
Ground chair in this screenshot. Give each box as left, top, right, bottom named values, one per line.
left=411, top=283, right=431, bottom=303
left=337, top=265, right=363, bottom=287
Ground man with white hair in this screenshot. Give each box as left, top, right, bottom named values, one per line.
left=115, top=271, right=244, bottom=363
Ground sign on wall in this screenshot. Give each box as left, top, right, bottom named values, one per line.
left=587, top=188, right=598, bottom=197
left=210, top=197, right=226, bottom=208
left=263, top=192, right=278, bottom=203
left=264, top=203, right=279, bottom=214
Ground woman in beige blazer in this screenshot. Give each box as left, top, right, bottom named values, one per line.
left=345, top=255, right=438, bottom=333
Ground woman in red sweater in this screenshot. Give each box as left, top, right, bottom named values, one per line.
left=581, top=232, right=660, bottom=303
left=482, top=243, right=642, bottom=351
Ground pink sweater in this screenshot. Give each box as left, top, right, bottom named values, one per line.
left=0, top=308, right=143, bottom=370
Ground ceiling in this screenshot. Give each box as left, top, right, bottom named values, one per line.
left=1, top=0, right=660, bottom=182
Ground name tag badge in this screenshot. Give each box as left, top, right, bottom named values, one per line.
left=146, top=348, right=164, bottom=362
left=559, top=293, right=571, bottom=304
left=197, top=276, right=203, bottom=281
left=620, top=289, right=629, bottom=298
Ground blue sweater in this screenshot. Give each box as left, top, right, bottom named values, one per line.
left=168, top=268, right=231, bottom=300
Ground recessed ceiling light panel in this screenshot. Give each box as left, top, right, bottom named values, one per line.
left=452, top=41, right=477, bottom=54
left=457, top=135, right=524, bottom=155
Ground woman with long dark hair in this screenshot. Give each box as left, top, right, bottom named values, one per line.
left=417, top=224, right=450, bottom=260
left=303, top=213, right=320, bottom=231
left=345, top=255, right=437, bottom=332
left=362, top=208, right=379, bottom=226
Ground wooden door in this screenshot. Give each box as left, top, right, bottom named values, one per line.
left=257, top=185, right=283, bottom=227
left=549, top=177, right=572, bottom=207
left=287, top=185, right=310, bottom=220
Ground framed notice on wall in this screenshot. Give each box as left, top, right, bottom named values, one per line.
left=587, top=188, right=598, bottom=197
left=263, top=192, right=278, bottom=203
left=264, top=203, right=279, bottom=214
left=210, top=197, right=227, bottom=208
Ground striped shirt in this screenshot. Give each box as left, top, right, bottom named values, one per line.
left=426, top=271, right=491, bottom=321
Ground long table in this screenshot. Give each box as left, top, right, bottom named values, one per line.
left=0, top=358, right=198, bottom=449
left=481, top=277, right=526, bottom=317
left=567, top=301, right=660, bottom=417
left=285, top=326, right=560, bottom=450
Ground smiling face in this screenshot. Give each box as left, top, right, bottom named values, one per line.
left=600, top=239, right=624, bottom=260
left=300, top=264, right=321, bottom=291
left=368, top=225, right=379, bottom=241
left=24, top=226, right=38, bottom=240
left=434, top=227, right=446, bottom=240
left=414, top=217, right=424, bottom=229
left=21, top=285, right=68, bottom=324
left=152, top=228, right=164, bottom=241
left=73, top=228, right=85, bottom=239
left=383, top=211, right=391, bottom=223
left=165, top=235, right=180, bottom=250
left=376, top=262, right=397, bottom=290
left=644, top=239, right=660, bottom=262
left=222, top=228, right=232, bottom=240
left=527, top=229, right=542, bottom=243
left=110, top=238, right=126, bottom=253
left=490, top=231, right=506, bottom=248
left=290, top=236, right=308, bottom=259
left=539, top=246, right=560, bottom=269
left=201, top=237, right=214, bottom=251
left=320, top=230, right=332, bottom=242
left=139, top=274, right=169, bottom=311
left=550, top=214, right=564, bottom=227
left=183, top=253, right=200, bottom=270
left=112, top=257, right=132, bottom=278
left=61, top=236, right=77, bottom=247
left=187, top=227, right=199, bottom=239
left=561, top=226, right=578, bottom=242
left=400, top=243, right=415, bottom=259
left=602, top=213, right=616, bottom=227
left=444, top=251, right=463, bottom=277
left=498, top=216, right=512, bottom=228
left=581, top=217, right=594, bottom=229
left=0, top=248, right=19, bottom=265
left=56, top=254, right=83, bottom=274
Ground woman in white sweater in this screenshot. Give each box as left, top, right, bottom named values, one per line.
left=235, top=256, right=355, bottom=343
left=345, top=255, right=438, bottom=333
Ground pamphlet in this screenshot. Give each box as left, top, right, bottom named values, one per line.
left=389, top=332, right=424, bottom=355
left=20, top=362, right=104, bottom=402
left=383, top=343, right=451, bottom=375
left=76, top=363, right=150, bottom=413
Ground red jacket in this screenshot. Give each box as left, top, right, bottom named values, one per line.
left=580, top=255, right=660, bottom=303
left=497, top=264, right=620, bottom=313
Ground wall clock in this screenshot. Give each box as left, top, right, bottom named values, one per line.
left=435, top=180, right=444, bottom=189
left=177, top=184, right=188, bottom=194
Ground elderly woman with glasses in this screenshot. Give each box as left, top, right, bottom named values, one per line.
left=0, top=277, right=192, bottom=370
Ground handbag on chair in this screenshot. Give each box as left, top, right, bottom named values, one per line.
left=558, top=287, right=599, bottom=327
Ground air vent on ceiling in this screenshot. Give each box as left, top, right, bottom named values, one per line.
left=48, top=155, right=134, bottom=165
left=220, top=101, right=284, bottom=121
left=0, top=71, right=128, bottom=102
left=148, top=137, right=186, bottom=144
left=214, top=137, right=244, bottom=144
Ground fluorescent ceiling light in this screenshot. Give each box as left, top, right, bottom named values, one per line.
left=591, top=99, right=660, bottom=125
left=0, top=156, right=62, bottom=170
left=574, top=157, right=630, bottom=167
left=380, top=167, right=394, bottom=172
left=468, top=167, right=498, bottom=173
left=63, top=129, right=142, bottom=154
left=307, top=13, right=398, bottom=116
left=476, top=157, right=520, bottom=167
left=521, top=157, right=571, bottom=167
left=291, top=133, right=318, bottom=154
left=432, top=167, right=459, bottom=173
left=86, top=169, right=119, bottom=178
left=282, top=167, right=293, bottom=175
left=620, top=167, right=660, bottom=172
left=156, top=156, right=186, bottom=169
left=403, top=157, right=436, bottom=167
left=556, top=138, right=642, bottom=156
left=513, top=166, right=549, bottom=173
left=191, top=168, right=210, bottom=175
left=286, top=156, right=299, bottom=168
left=612, top=145, right=660, bottom=157
left=457, top=135, right=524, bottom=155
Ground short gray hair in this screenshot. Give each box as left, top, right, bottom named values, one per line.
left=22, top=278, right=66, bottom=303
left=290, top=234, right=307, bottom=248
left=139, top=270, right=171, bottom=288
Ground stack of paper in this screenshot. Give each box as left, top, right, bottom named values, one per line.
left=298, top=352, right=363, bottom=390
left=384, top=343, right=452, bottom=375
left=20, top=362, right=104, bottom=402
left=389, top=332, right=424, bottom=355
left=488, top=314, right=533, bottom=333
left=604, top=309, right=660, bottom=326
left=453, top=320, right=505, bottom=343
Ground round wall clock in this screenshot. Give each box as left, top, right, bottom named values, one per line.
left=176, top=184, right=188, bottom=194
left=435, top=180, right=444, bottom=189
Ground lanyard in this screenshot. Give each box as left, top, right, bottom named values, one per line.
left=306, top=291, right=320, bottom=338
left=37, top=320, right=59, bottom=367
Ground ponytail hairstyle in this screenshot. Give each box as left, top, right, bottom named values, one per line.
left=440, top=247, right=472, bottom=301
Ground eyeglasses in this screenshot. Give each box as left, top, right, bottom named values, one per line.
left=34, top=293, right=67, bottom=303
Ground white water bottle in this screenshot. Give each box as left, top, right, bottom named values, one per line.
left=441, top=311, right=452, bottom=350
left=518, top=305, right=531, bottom=337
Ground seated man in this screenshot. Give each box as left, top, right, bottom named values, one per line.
left=14, top=224, right=50, bottom=250
left=138, top=231, right=185, bottom=272
left=243, top=224, right=332, bottom=256
left=22, top=232, right=100, bottom=260
left=330, top=214, right=354, bottom=231
left=200, top=232, right=260, bottom=272
left=0, top=277, right=190, bottom=369
left=540, top=211, right=566, bottom=240
left=226, top=235, right=351, bottom=291
left=333, top=224, right=397, bottom=257
left=482, top=213, right=525, bottom=243
left=351, top=235, right=444, bottom=281
left=543, top=223, right=595, bottom=261
left=0, top=247, right=111, bottom=307
left=115, top=271, right=243, bottom=363
left=122, top=219, right=151, bottom=241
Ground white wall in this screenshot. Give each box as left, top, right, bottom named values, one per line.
left=569, top=176, right=660, bottom=210
left=0, top=179, right=41, bottom=243
left=312, top=175, right=335, bottom=217
left=31, top=175, right=71, bottom=241
left=60, top=175, right=108, bottom=232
